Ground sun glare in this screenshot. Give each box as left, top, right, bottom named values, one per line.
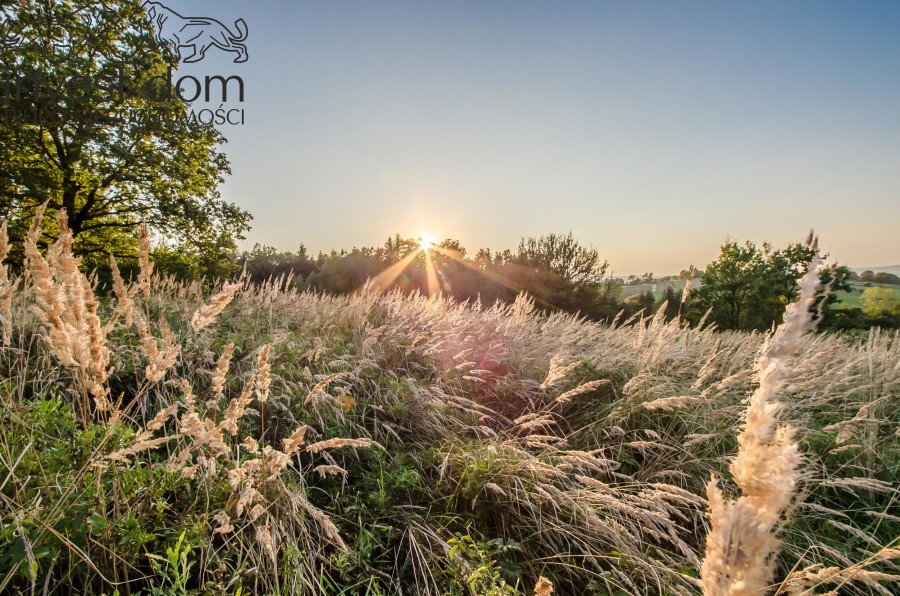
left=419, top=233, right=435, bottom=252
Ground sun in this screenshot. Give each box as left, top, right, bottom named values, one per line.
left=418, top=233, right=435, bottom=252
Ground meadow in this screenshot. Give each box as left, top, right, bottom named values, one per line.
left=0, top=213, right=897, bottom=595
left=834, top=283, right=900, bottom=310
left=620, top=279, right=900, bottom=312
left=619, top=280, right=695, bottom=301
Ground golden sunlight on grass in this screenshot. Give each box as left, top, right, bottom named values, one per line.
left=2, top=211, right=899, bottom=595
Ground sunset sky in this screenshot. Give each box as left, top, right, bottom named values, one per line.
left=176, top=0, right=900, bottom=275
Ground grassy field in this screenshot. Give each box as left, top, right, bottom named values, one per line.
left=0, top=218, right=898, bottom=595
left=619, top=279, right=695, bottom=300
left=624, top=279, right=900, bottom=312
left=834, top=282, right=900, bottom=308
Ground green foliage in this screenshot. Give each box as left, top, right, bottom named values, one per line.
left=827, top=284, right=900, bottom=329
left=445, top=533, right=520, bottom=595
left=686, top=239, right=851, bottom=330
left=151, top=232, right=242, bottom=281
left=858, top=270, right=899, bottom=284
left=0, top=1, right=250, bottom=269
left=240, top=243, right=318, bottom=284
left=504, top=232, right=609, bottom=314
left=624, top=289, right=655, bottom=316
left=660, top=285, right=682, bottom=320
left=872, top=271, right=900, bottom=285
left=315, top=250, right=385, bottom=294
left=147, top=531, right=193, bottom=596
left=512, top=232, right=606, bottom=287
left=860, top=286, right=900, bottom=318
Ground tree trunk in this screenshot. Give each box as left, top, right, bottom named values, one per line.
left=61, top=177, right=82, bottom=237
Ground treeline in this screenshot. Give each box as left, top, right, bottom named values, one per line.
left=231, top=232, right=894, bottom=331
left=241, top=233, right=629, bottom=320
left=5, top=216, right=895, bottom=331
left=853, top=270, right=900, bottom=285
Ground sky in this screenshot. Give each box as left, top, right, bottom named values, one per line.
left=171, top=0, right=900, bottom=275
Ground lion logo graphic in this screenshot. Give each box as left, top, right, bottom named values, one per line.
left=142, top=1, right=248, bottom=63
left=0, top=30, right=22, bottom=49
left=0, top=13, right=23, bottom=49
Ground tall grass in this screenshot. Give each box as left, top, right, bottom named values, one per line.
left=0, top=214, right=897, bottom=594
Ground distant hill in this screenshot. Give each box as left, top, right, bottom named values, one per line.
left=853, top=265, right=900, bottom=276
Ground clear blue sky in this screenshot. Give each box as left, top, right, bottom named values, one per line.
left=172, top=0, right=899, bottom=275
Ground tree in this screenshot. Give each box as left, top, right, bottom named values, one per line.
left=473, top=248, right=495, bottom=270
left=314, top=250, right=382, bottom=294
left=152, top=229, right=241, bottom=281
left=860, top=287, right=899, bottom=318
left=685, top=241, right=763, bottom=330
left=660, top=285, right=681, bottom=320
left=513, top=232, right=607, bottom=286
left=240, top=244, right=318, bottom=284
left=686, top=239, right=850, bottom=331
left=634, top=289, right=655, bottom=315
left=0, top=1, right=250, bottom=270
left=872, top=272, right=900, bottom=285
left=503, top=232, right=609, bottom=315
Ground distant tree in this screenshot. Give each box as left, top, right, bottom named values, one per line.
left=872, top=272, right=900, bottom=285
left=437, top=238, right=466, bottom=258
left=686, top=241, right=764, bottom=330
left=509, top=232, right=609, bottom=314
left=860, top=287, right=899, bottom=318
left=240, top=244, right=318, bottom=284
left=150, top=231, right=240, bottom=281
left=593, top=277, right=624, bottom=320
left=636, top=289, right=655, bottom=315
left=660, top=285, right=681, bottom=320
left=860, top=270, right=875, bottom=282
left=816, top=264, right=854, bottom=328
left=473, top=248, right=494, bottom=270
left=686, top=240, right=850, bottom=331
left=382, top=235, right=418, bottom=262
left=314, top=251, right=382, bottom=294
left=513, top=232, right=607, bottom=285
left=425, top=239, right=483, bottom=299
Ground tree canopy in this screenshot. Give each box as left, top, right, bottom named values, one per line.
left=686, top=239, right=851, bottom=331
left=860, top=287, right=899, bottom=318
left=0, top=0, right=250, bottom=269
left=505, top=232, right=609, bottom=313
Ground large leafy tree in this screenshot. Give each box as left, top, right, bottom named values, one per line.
left=513, top=231, right=607, bottom=286
left=505, top=232, right=609, bottom=313
left=0, top=0, right=250, bottom=268
left=686, top=239, right=851, bottom=331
